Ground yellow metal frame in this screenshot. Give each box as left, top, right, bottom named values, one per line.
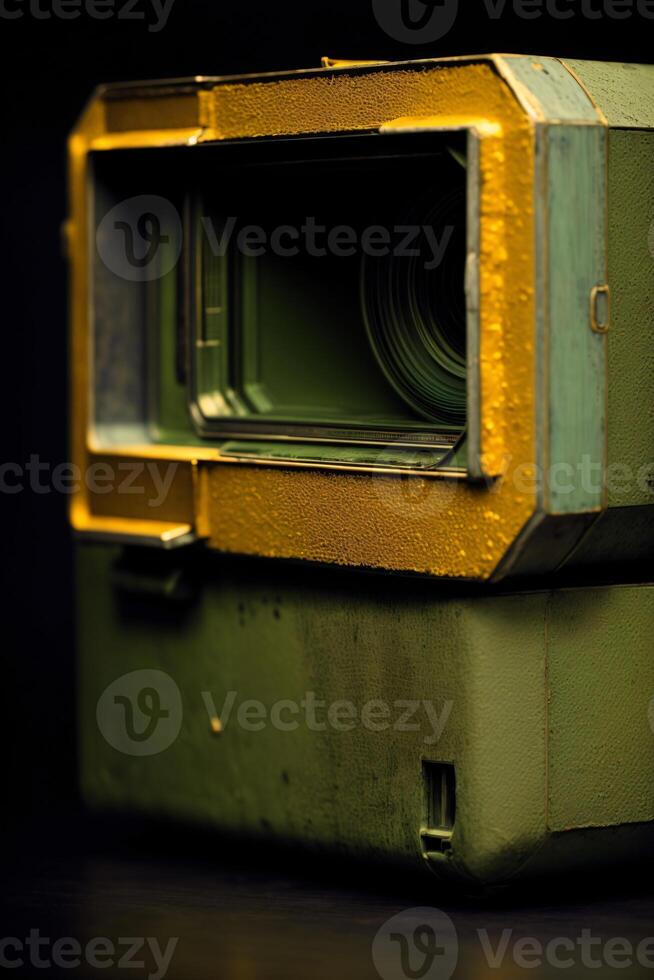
left=69, top=55, right=537, bottom=580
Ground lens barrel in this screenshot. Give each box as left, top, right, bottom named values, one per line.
left=361, top=189, right=467, bottom=428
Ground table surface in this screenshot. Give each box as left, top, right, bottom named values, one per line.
left=3, top=819, right=654, bottom=980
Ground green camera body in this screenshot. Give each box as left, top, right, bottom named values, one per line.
left=71, top=55, right=654, bottom=888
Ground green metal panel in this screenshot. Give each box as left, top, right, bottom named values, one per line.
left=605, top=131, right=654, bottom=508
left=545, top=123, right=607, bottom=514
left=493, top=57, right=608, bottom=521
left=548, top=584, right=654, bottom=831
left=78, top=544, right=654, bottom=886
left=564, top=60, right=654, bottom=129
left=499, top=55, right=603, bottom=122
left=561, top=56, right=654, bottom=550
left=556, top=127, right=654, bottom=568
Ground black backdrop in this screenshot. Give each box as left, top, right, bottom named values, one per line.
left=1, top=0, right=651, bottom=831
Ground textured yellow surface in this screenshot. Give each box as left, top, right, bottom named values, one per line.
left=105, top=93, right=199, bottom=133
left=69, top=59, right=537, bottom=580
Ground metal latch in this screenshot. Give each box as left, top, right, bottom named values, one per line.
left=590, top=284, right=610, bottom=334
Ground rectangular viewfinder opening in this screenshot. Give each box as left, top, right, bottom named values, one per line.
left=91, top=131, right=472, bottom=469
left=191, top=133, right=468, bottom=454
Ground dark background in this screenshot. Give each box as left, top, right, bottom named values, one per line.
left=1, top=4, right=653, bottom=977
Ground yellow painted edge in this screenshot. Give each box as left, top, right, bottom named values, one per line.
left=89, top=128, right=205, bottom=151
left=71, top=497, right=193, bottom=545
left=321, top=56, right=389, bottom=69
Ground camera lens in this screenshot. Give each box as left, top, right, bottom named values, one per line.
left=361, top=189, right=467, bottom=428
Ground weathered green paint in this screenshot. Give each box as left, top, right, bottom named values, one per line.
left=604, top=131, right=654, bottom=509
left=78, top=544, right=654, bottom=886
left=560, top=125, right=654, bottom=568
left=499, top=55, right=602, bottom=122
left=548, top=584, right=654, bottom=831
left=545, top=123, right=607, bottom=515
left=495, top=57, right=654, bottom=561
left=499, top=57, right=609, bottom=516
left=564, top=60, right=654, bottom=128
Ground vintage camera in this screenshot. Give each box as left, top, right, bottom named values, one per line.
left=71, top=55, right=654, bottom=887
